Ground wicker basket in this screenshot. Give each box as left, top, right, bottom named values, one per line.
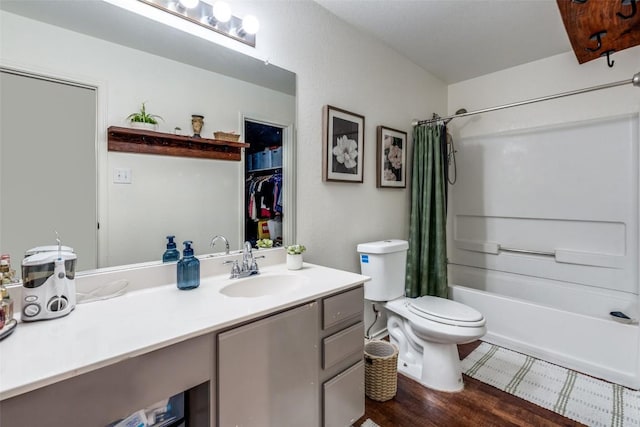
left=214, top=131, right=240, bottom=142
left=364, top=340, right=398, bottom=402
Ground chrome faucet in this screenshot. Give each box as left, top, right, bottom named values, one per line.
left=226, top=241, right=264, bottom=279
left=242, top=241, right=253, bottom=271
left=210, top=235, right=230, bottom=255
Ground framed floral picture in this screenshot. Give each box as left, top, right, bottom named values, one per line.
left=322, top=105, right=365, bottom=183
left=377, top=126, right=407, bottom=188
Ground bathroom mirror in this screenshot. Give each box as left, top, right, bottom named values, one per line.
left=0, top=1, right=296, bottom=273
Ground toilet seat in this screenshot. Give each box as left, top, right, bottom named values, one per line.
left=408, top=296, right=485, bottom=327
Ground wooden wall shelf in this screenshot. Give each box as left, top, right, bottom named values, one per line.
left=557, top=0, right=640, bottom=65
left=107, top=126, right=249, bottom=161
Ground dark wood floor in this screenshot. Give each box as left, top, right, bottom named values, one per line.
left=355, top=341, right=584, bottom=427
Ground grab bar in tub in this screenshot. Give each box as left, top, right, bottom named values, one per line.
left=453, top=239, right=624, bottom=269
left=498, top=246, right=555, bottom=257
left=454, top=240, right=553, bottom=256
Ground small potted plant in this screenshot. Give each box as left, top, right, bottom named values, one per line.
left=126, top=102, right=163, bottom=131
left=256, top=238, right=273, bottom=249
left=285, top=244, right=306, bottom=270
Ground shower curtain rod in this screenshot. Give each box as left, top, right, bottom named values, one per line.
left=414, top=71, right=640, bottom=126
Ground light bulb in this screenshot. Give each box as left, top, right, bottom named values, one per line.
left=213, top=1, right=231, bottom=23
left=241, top=15, right=260, bottom=35
left=179, top=0, right=199, bottom=9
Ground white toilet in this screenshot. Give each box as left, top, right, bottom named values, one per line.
left=358, top=239, right=486, bottom=392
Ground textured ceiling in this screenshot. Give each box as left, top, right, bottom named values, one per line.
left=2, top=0, right=575, bottom=86
left=315, top=0, right=574, bottom=84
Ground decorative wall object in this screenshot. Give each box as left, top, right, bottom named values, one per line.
left=322, top=105, right=365, bottom=183
left=126, top=102, right=162, bottom=130
left=376, top=126, right=407, bottom=188
left=191, top=114, right=204, bottom=137
left=557, top=0, right=640, bottom=68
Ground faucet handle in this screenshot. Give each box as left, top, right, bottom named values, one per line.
left=230, top=260, right=240, bottom=278
left=250, top=255, right=264, bottom=274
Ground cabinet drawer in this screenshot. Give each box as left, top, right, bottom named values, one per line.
left=323, top=361, right=365, bottom=427
left=323, top=286, right=364, bottom=330
left=323, top=322, right=364, bottom=370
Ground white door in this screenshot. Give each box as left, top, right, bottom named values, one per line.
left=0, top=70, right=97, bottom=273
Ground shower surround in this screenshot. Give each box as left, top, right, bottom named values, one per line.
left=447, top=114, right=640, bottom=389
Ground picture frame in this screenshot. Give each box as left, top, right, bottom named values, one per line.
left=376, top=126, right=407, bottom=188
left=322, top=105, right=365, bottom=183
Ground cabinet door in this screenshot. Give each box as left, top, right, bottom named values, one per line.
left=323, top=361, right=365, bottom=427
left=218, top=302, right=320, bottom=426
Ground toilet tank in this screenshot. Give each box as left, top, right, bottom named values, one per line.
left=357, top=239, right=409, bottom=301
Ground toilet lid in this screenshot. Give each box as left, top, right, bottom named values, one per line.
left=408, top=296, right=485, bottom=327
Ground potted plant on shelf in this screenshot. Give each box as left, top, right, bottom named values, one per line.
left=256, top=238, right=273, bottom=249
left=126, top=102, right=163, bottom=131
left=286, top=244, right=306, bottom=270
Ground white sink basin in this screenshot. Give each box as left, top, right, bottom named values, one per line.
left=219, top=273, right=309, bottom=298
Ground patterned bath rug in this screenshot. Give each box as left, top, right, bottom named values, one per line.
left=461, top=342, right=640, bottom=427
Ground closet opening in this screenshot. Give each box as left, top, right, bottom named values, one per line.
left=244, top=119, right=285, bottom=247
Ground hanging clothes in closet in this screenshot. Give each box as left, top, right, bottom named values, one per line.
left=245, top=171, right=283, bottom=244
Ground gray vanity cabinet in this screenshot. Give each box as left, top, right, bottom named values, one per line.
left=217, top=302, right=321, bottom=426
left=0, top=334, right=214, bottom=426
left=0, top=284, right=365, bottom=427
left=216, top=285, right=365, bottom=427
left=320, top=286, right=365, bottom=427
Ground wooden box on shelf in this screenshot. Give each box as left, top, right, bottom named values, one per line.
left=213, top=131, right=241, bottom=142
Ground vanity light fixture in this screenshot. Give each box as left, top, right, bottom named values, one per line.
left=212, top=1, right=231, bottom=23
left=179, top=0, right=199, bottom=9
left=239, top=14, right=260, bottom=36
left=139, top=0, right=259, bottom=47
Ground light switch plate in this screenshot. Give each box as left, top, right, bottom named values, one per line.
left=113, top=168, right=132, bottom=184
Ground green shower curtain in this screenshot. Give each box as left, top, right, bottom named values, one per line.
left=405, top=124, right=448, bottom=298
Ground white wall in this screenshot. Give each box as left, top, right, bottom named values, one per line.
left=447, top=47, right=640, bottom=138
left=446, top=47, right=640, bottom=327
left=1, top=1, right=446, bottom=273
left=447, top=48, right=640, bottom=274
left=237, top=1, right=447, bottom=272
left=0, top=9, right=295, bottom=266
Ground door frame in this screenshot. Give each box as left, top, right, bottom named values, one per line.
left=240, top=113, right=295, bottom=247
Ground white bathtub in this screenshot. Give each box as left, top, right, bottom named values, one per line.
left=449, top=265, right=640, bottom=390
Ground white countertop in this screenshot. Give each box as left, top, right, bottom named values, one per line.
left=0, top=261, right=368, bottom=400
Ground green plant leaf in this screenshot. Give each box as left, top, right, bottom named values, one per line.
left=127, top=102, right=163, bottom=124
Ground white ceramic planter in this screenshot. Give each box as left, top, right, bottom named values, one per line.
left=286, top=254, right=303, bottom=270
left=130, top=122, right=157, bottom=131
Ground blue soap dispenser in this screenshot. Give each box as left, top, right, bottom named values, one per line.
left=177, top=241, right=200, bottom=290
left=163, top=235, right=180, bottom=262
